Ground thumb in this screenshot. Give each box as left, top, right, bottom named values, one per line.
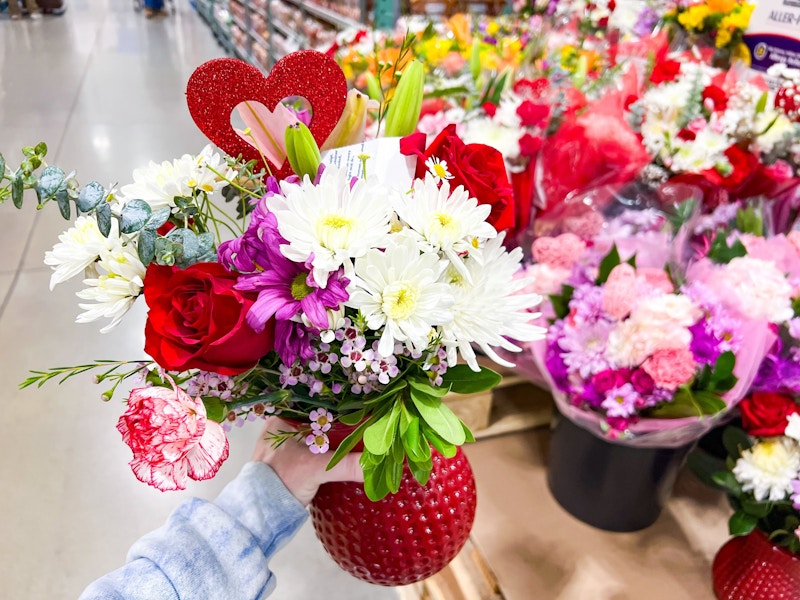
left=320, top=453, right=365, bottom=484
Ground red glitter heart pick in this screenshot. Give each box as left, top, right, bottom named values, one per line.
left=186, top=51, right=348, bottom=180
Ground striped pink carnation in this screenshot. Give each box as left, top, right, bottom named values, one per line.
left=117, top=380, right=230, bottom=491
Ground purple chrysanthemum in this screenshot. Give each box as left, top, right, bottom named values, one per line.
left=218, top=199, right=286, bottom=273
left=601, top=383, right=640, bottom=418
left=274, top=320, right=315, bottom=367
left=558, top=317, right=614, bottom=378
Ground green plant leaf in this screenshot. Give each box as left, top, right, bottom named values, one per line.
left=398, top=402, right=413, bottom=435
left=120, top=199, right=152, bottom=234
left=712, top=470, right=743, bottom=495
left=95, top=202, right=112, bottom=237
left=325, top=417, right=374, bottom=471
left=709, top=351, right=735, bottom=385
left=722, top=426, right=752, bottom=458
left=422, top=425, right=457, bottom=458
left=55, top=184, right=71, bottom=220
left=462, top=422, right=475, bottom=443
left=36, top=165, right=65, bottom=201
left=411, top=388, right=466, bottom=445
left=385, top=452, right=404, bottom=494
left=728, top=510, right=758, bottom=536
left=692, top=390, right=727, bottom=415
left=549, top=284, right=575, bottom=320
left=755, top=91, right=768, bottom=114
left=0, top=154, right=5, bottom=180
left=11, top=171, right=23, bottom=209
left=34, top=141, right=47, bottom=156
left=597, top=243, right=621, bottom=284
left=741, top=496, right=773, bottom=518
left=440, top=365, right=501, bottom=394
left=77, top=182, right=105, bottom=213
left=202, top=397, right=228, bottom=422
left=707, top=230, right=747, bottom=264
left=408, top=457, right=433, bottom=486
left=409, top=377, right=448, bottom=397
left=649, top=387, right=704, bottom=418
left=137, top=229, right=156, bottom=266
left=402, top=417, right=431, bottom=463
left=338, top=409, right=366, bottom=426
left=735, top=205, right=764, bottom=236
left=363, top=401, right=401, bottom=455
left=144, top=206, right=171, bottom=231
left=687, top=449, right=726, bottom=487
left=362, top=452, right=391, bottom=501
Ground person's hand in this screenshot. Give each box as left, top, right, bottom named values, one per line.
left=252, top=417, right=364, bottom=506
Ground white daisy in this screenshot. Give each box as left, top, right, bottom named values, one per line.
left=439, top=234, right=546, bottom=371
left=44, top=216, right=117, bottom=290
left=269, top=165, right=393, bottom=288
left=346, top=237, right=454, bottom=357
left=394, top=176, right=496, bottom=281
left=424, top=156, right=454, bottom=183
left=733, top=438, right=800, bottom=502
left=75, top=230, right=146, bottom=332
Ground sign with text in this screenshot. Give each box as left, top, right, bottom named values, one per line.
left=321, top=138, right=416, bottom=190
left=744, top=0, right=800, bottom=73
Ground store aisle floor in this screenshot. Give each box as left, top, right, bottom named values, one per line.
left=0, top=4, right=398, bottom=598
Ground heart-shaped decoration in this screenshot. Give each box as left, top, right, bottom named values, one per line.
left=186, top=51, right=348, bottom=180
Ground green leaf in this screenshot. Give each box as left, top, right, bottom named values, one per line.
left=422, top=425, right=457, bottom=458
left=362, top=452, right=392, bottom=501
left=687, top=449, right=726, bottom=487
left=549, top=284, right=574, bottom=320
left=710, top=351, right=735, bottom=383
left=34, top=141, right=47, bottom=156
left=0, top=154, right=5, bottom=179
left=36, top=165, right=65, bottom=200
left=707, top=230, right=747, bottom=264
left=410, top=387, right=466, bottom=445
left=196, top=232, right=216, bottom=261
left=77, top=182, right=105, bottom=213
left=363, top=402, right=401, bottom=455
left=722, top=426, right=753, bottom=457
left=409, top=377, right=448, bottom=397
left=649, top=387, right=704, bottom=418
left=728, top=510, right=758, bottom=536
left=398, top=402, right=413, bottom=435
left=735, top=205, right=764, bottom=236
left=408, top=457, right=432, bottom=486
left=144, top=206, right=170, bottom=231
left=202, top=396, right=228, bottom=422
left=597, top=244, right=621, bottom=284
left=95, top=202, right=112, bottom=237
left=120, top=199, right=152, bottom=234
left=692, top=390, right=727, bottom=415
left=338, top=409, right=366, bottom=426
left=462, top=422, right=475, bottom=443
left=755, top=91, right=768, bottom=114
left=402, top=417, right=431, bottom=463
left=55, top=184, right=71, bottom=220
left=11, top=171, right=23, bottom=209
left=325, top=417, right=374, bottom=471
left=741, top=496, right=773, bottom=518
left=712, top=470, right=743, bottom=495
left=385, top=452, right=404, bottom=494
left=440, top=365, right=501, bottom=394
left=137, top=229, right=156, bottom=266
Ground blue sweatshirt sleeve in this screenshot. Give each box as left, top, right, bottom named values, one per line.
left=79, top=462, right=309, bottom=600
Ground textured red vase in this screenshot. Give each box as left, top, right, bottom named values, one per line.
left=712, top=529, right=800, bottom=599
left=309, top=447, right=477, bottom=586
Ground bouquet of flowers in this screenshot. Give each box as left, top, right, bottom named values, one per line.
left=713, top=393, right=800, bottom=552
left=3, top=51, right=544, bottom=501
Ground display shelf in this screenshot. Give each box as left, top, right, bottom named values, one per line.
left=250, top=29, right=270, bottom=51
left=280, top=0, right=362, bottom=29
left=231, top=14, right=248, bottom=33
left=271, top=18, right=304, bottom=46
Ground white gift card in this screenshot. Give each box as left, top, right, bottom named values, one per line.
left=321, top=138, right=417, bottom=190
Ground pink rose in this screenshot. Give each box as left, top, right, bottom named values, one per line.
left=642, top=347, right=697, bottom=391
left=603, top=264, right=636, bottom=320
left=531, top=233, right=586, bottom=269
left=117, top=381, right=230, bottom=491
left=636, top=268, right=674, bottom=294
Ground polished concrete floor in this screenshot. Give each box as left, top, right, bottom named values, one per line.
left=0, top=3, right=397, bottom=598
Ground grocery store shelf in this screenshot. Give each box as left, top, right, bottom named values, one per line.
left=271, top=18, right=304, bottom=45
left=250, top=28, right=270, bottom=50
left=231, top=14, right=248, bottom=32
left=281, top=0, right=361, bottom=29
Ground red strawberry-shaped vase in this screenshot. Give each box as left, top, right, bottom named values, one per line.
left=776, top=82, right=800, bottom=123
left=309, top=441, right=477, bottom=586
left=712, top=528, right=800, bottom=599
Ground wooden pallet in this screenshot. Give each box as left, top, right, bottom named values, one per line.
left=398, top=538, right=504, bottom=600
left=442, top=358, right=553, bottom=439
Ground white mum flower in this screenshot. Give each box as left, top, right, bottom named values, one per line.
left=461, top=117, right=521, bottom=162
left=346, top=237, right=454, bottom=357
left=269, top=165, right=393, bottom=288
left=733, top=438, right=800, bottom=502
left=44, top=216, right=117, bottom=290
left=786, top=413, right=800, bottom=442
left=440, top=235, right=546, bottom=371
left=394, top=176, right=496, bottom=281
left=74, top=224, right=146, bottom=333
left=186, top=145, right=236, bottom=194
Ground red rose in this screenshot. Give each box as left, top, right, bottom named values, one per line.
left=650, top=59, right=682, bottom=84
left=401, top=125, right=516, bottom=233
left=516, top=100, right=549, bottom=128
left=518, top=133, right=543, bottom=158
left=739, top=392, right=800, bottom=437
left=144, top=262, right=274, bottom=375
left=702, top=85, right=728, bottom=111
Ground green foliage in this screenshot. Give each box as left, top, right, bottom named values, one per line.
left=735, top=205, right=764, bottom=237
left=596, top=244, right=621, bottom=284
left=549, top=284, right=574, bottom=320
left=707, top=230, right=747, bottom=264
left=440, top=365, right=501, bottom=394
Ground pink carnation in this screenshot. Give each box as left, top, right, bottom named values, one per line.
left=788, top=231, right=800, bottom=259
left=602, top=264, right=636, bottom=320
left=642, top=347, right=697, bottom=391
left=636, top=267, right=674, bottom=294
left=117, top=380, right=230, bottom=491
left=531, top=233, right=586, bottom=269
left=563, top=211, right=604, bottom=239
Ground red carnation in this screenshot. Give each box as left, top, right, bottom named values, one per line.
left=650, top=59, right=682, bottom=84
left=702, top=85, right=728, bottom=112
left=516, top=100, right=550, bottom=128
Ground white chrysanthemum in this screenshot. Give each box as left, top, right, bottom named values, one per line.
left=394, top=176, right=496, bottom=281
left=440, top=235, right=546, bottom=371
left=346, top=237, right=454, bottom=357
left=74, top=223, right=146, bottom=332
left=269, top=165, right=393, bottom=287
left=44, top=216, right=117, bottom=290
left=733, top=439, right=800, bottom=502
left=786, top=413, right=800, bottom=442
left=118, top=145, right=231, bottom=211
left=461, top=117, right=521, bottom=161
left=713, top=257, right=794, bottom=323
